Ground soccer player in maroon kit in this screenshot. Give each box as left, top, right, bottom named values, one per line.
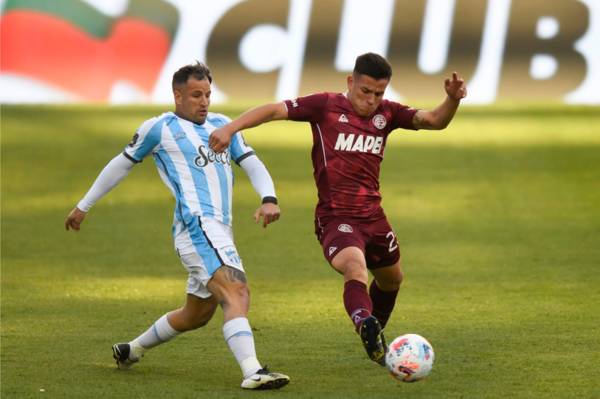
left=209, top=53, right=467, bottom=366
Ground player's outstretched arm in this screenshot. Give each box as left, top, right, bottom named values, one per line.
left=239, top=154, right=280, bottom=228
left=65, top=153, right=135, bottom=232
left=209, top=102, right=288, bottom=153
left=412, top=72, right=467, bottom=130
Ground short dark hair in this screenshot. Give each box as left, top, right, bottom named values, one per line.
left=172, top=62, right=212, bottom=89
left=353, top=53, right=392, bottom=80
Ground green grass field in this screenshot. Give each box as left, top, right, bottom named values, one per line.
left=2, top=104, right=599, bottom=398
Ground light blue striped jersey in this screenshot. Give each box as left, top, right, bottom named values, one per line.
left=123, top=112, right=255, bottom=230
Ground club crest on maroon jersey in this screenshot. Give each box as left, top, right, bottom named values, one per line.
left=372, top=114, right=387, bottom=129
left=337, top=224, right=353, bottom=233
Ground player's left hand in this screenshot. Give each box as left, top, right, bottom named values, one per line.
left=445, top=72, right=467, bottom=101
left=254, top=203, right=281, bottom=228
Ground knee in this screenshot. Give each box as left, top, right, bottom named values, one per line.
left=228, top=280, right=249, bottom=299
left=211, top=266, right=249, bottom=301
left=220, top=282, right=250, bottom=307
left=377, top=267, right=403, bottom=291
left=391, top=269, right=404, bottom=289
left=345, top=260, right=368, bottom=282
left=331, top=247, right=368, bottom=282
left=234, top=283, right=250, bottom=302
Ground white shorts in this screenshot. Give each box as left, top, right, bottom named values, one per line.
left=177, top=217, right=245, bottom=299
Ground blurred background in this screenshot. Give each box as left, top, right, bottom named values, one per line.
left=1, top=0, right=599, bottom=105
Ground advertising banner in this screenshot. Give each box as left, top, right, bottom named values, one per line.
left=1, top=0, right=598, bottom=104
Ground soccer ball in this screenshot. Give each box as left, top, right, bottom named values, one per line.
left=385, top=334, right=434, bottom=382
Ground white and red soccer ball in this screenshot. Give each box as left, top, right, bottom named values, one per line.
left=385, top=334, right=435, bottom=382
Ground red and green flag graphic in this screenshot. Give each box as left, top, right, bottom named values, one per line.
left=1, top=0, right=178, bottom=101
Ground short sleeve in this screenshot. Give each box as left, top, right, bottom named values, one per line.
left=284, top=92, right=329, bottom=122
left=230, top=132, right=255, bottom=165
left=389, top=101, right=419, bottom=131
left=123, top=117, right=162, bottom=163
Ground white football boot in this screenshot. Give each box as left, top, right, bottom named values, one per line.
left=241, top=367, right=290, bottom=389
left=112, top=343, right=143, bottom=369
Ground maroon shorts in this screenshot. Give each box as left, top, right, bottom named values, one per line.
left=314, top=210, right=400, bottom=269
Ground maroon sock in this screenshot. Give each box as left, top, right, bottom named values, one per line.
left=343, top=280, right=373, bottom=331
left=369, top=280, right=398, bottom=330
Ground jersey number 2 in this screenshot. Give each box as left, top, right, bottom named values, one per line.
left=386, top=231, right=398, bottom=252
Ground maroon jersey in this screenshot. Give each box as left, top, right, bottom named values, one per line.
left=284, top=92, right=418, bottom=219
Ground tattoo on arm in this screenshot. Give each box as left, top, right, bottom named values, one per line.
left=223, top=266, right=247, bottom=283
left=412, top=111, right=431, bottom=129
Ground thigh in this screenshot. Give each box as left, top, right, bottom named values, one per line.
left=180, top=252, right=214, bottom=299
left=207, top=266, right=248, bottom=293
left=364, top=216, right=401, bottom=270
left=330, top=246, right=369, bottom=283
left=198, top=218, right=244, bottom=272
left=179, top=218, right=246, bottom=298
left=315, top=217, right=366, bottom=264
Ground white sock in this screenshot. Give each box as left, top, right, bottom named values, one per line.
left=223, top=317, right=262, bottom=378
left=130, top=314, right=180, bottom=355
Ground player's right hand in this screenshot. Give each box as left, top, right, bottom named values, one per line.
left=65, top=207, right=87, bottom=231
left=209, top=127, right=233, bottom=153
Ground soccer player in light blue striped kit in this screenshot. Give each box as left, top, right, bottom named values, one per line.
left=65, top=63, right=289, bottom=390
